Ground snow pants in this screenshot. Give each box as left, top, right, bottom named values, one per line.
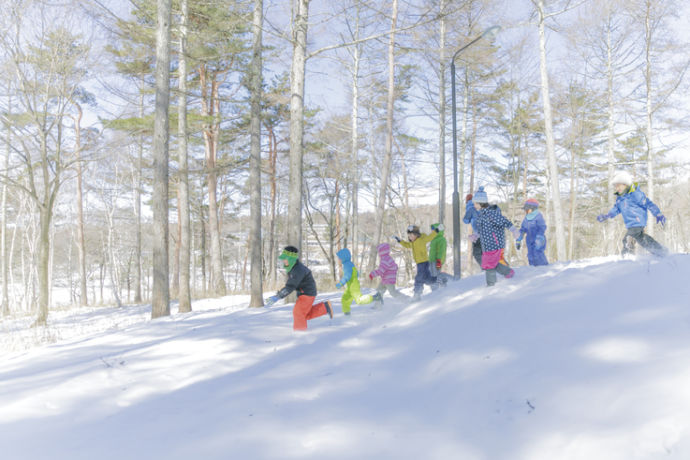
left=376, top=283, right=408, bottom=299
left=341, top=277, right=374, bottom=314
left=482, top=249, right=514, bottom=286
left=526, top=244, right=549, bottom=266
left=293, top=295, right=329, bottom=331
left=622, top=227, right=668, bottom=257
left=414, top=261, right=438, bottom=295
left=471, top=238, right=483, bottom=268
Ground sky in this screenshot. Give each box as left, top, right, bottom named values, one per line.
left=2, top=253, right=690, bottom=459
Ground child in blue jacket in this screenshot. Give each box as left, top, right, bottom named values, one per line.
left=596, top=171, right=668, bottom=257
left=516, top=198, right=549, bottom=266
left=463, top=193, right=483, bottom=268
left=335, top=248, right=382, bottom=315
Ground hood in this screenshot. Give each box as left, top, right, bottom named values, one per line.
left=336, top=248, right=352, bottom=263
left=377, top=243, right=390, bottom=256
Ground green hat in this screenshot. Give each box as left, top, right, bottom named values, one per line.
left=278, top=246, right=299, bottom=272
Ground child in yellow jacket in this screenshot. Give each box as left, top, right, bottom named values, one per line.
left=394, top=225, right=438, bottom=301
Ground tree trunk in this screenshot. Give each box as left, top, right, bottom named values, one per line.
left=368, top=0, right=398, bottom=275
left=134, top=89, right=144, bottom=303
left=537, top=0, right=567, bottom=261
left=151, top=0, right=172, bottom=319
left=74, top=104, right=88, bottom=306
left=643, top=0, right=655, bottom=238
left=177, top=0, right=192, bottom=313
left=1, top=95, right=10, bottom=316
left=287, top=0, right=310, bottom=251
left=248, top=0, right=264, bottom=307
left=438, top=0, right=447, bottom=224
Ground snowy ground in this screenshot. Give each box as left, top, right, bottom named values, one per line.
left=2, top=255, right=690, bottom=459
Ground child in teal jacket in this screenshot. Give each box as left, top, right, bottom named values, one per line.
left=336, top=248, right=382, bottom=315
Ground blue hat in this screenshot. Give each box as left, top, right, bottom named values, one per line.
left=474, top=186, right=488, bottom=204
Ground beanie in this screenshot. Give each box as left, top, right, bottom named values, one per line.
left=611, top=170, right=633, bottom=187
left=278, top=246, right=299, bottom=272
left=523, top=198, right=539, bottom=210
left=473, top=186, right=488, bottom=204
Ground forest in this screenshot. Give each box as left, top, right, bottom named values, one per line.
left=0, top=0, right=689, bottom=324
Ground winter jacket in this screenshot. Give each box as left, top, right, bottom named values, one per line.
left=336, top=248, right=358, bottom=287
left=428, top=231, right=447, bottom=264
left=399, top=232, right=436, bottom=264
left=606, top=183, right=662, bottom=229
left=463, top=200, right=480, bottom=234
left=476, top=205, right=514, bottom=253
left=277, top=260, right=317, bottom=298
left=520, top=210, right=547, bottom=248
left=370, top=243, right=398, bottom=285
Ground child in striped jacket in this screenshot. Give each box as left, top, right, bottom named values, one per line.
left=369, top=243, right=408, bottom=300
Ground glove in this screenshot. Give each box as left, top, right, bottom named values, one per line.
left=597, top=214, right=609, bottom=223
left=509, top=226, right=520, bottom=240
left=369, top=272, right=374, bottom=281
left=656, top=214, right=666, bottom=227
left=393, top=235, right=401, bottom=243
left=516, top=241, right=521, bottom=250
left=265, top=295, right=280, bottom=307
left=336, top=282, right=343, bottom=289
left=534, top=235, right=546, bottom=250
left=435, top=259, right=442, bottom=269
left=468, top=233, right=479, bottom=243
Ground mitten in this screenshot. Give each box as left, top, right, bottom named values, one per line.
left=534, top=235, right=546, bottom=250
left=516, top=241, right=521, bottom=250
left=393, top=235, right=401, bottom=243
left=369, top=272, right=374, bottom=281
left=656, top=214, right=666, bottom=227
left=265, top=295, right=280, bottom=307
left=465, top=193, right=473, bottom=202
left=468, top=233, right=479, bottom=243
left=509, top=226, right=521, bottom=240
left=336, top=282, right=343, bottom=289
left=597, top=214, right=609, bottom=223
left=435, top=259, right=442, bottom=269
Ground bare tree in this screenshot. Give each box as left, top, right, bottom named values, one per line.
left=248, top=0, right=264, bottom=307
left=151, top=0, right=172, bottom=319
left=177, top=0, right=191, bottom=313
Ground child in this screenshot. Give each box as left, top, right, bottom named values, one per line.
left=463, top=194, right=483, bottom=268
left=428, top=223, right=449, bottom=286
left=265, top=246, right=333, bottom=331
left=596, top=170, right=668, bottom=257
left=369, top=243, right=408, bottom=300
left=394, top=225, right=438, bottom=301
left=469, top=186, right=521, bottom=286
left=335, top=248, right=382, bottom=315
left=516, top=198, right=549, bottom=266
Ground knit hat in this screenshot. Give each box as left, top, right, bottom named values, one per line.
left=523, top=198, right=539, bottom=210
left=473, top=186, right=488, bottom=204
left=278, top=246, right=299, bottom=272
left=431, top=223, right=445, bottom=232
left=406, top=224, right=421, bottom=236
left=465, top=193, right=473, bottom=203
left=611, top=170, right=633, bottom=187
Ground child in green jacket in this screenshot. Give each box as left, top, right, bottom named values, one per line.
left=428, top=223, right=448, bottom=286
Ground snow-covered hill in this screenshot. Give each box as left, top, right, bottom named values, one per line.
left=2, top=255, right=690, bottom=460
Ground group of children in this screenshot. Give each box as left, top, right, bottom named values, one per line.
left=267, top=170, right=668, bottom=330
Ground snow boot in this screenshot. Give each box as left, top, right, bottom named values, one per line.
left=325, top=300, right=333, bottom=319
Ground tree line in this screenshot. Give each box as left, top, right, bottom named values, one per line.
left=0, top=0, right=688, bottom=324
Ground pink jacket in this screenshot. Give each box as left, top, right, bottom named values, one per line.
left=370, top=243, right=398, bottom=285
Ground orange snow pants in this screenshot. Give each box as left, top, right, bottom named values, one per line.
left=293, top=295, right=328, bottom=331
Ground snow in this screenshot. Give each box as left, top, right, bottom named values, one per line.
left=2, top=255, right=690, bottom=459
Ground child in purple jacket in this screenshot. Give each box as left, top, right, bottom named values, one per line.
left=369, top=243, right=408, bottom=300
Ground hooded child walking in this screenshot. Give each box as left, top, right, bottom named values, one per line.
left=265, top=246, right=333, bottom=330
left=470, top=186, right=521, bottom=286
left=516, top=198, right=549, bottom=266
left=597, top=170, right=668, bottom=257
left=369, top=243, right=408, bottom=300
left=428, top=223, right=449, bottom=286
left=336, top=248, right=382, bottom=315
